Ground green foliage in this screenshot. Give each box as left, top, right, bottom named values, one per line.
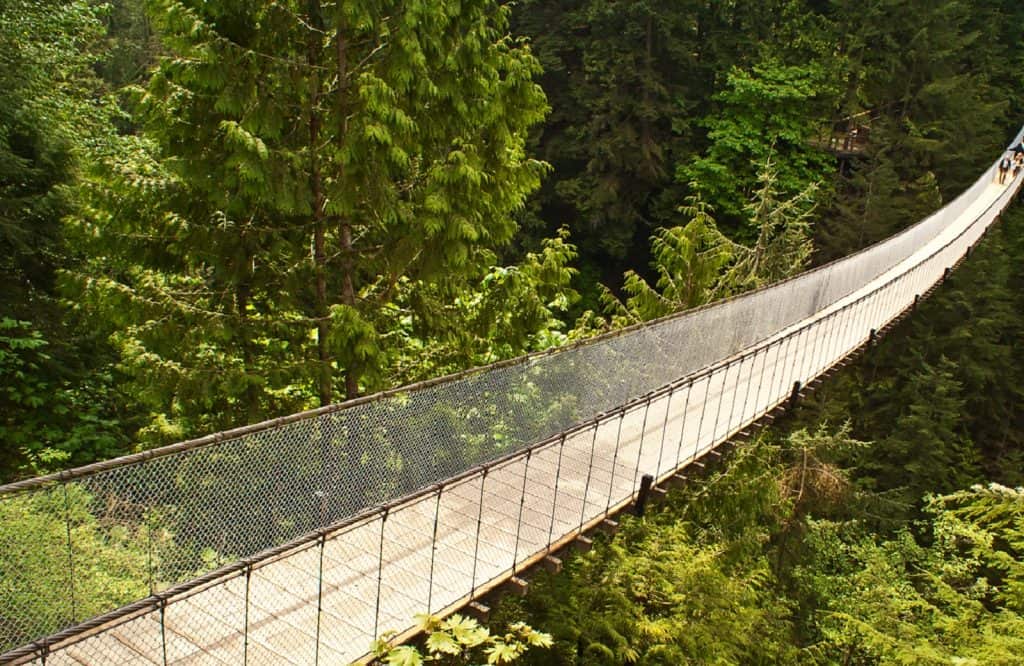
left=682, top=58, right=836, bottom=232
left=372, top=614, right=552, bottom=665
left=598, top=197, right=733, bottom=323
left=0, top=0, right=137, bottom=480
left=511, top=0, right=806, bottom=287
left=511, top=0, right=702, bottom=272
left=0, top=307, right=127, bottom=481
left=71, top=0, right=558, bottom=442
left=596, top=160, right=814, bottom=327
left=794, top=485, right=1024, bottom=664
left=500, top=427, right=870, bottom=665
left=0, top=485, right=152, bottom=649
left=0, top=319, right=60, bottom=474
left=0, top=0, right=112, bottom=317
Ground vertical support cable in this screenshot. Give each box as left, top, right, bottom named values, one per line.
left=873, top=285, right=887, bottom=333
left=470, top=470, right=487, bottom=596
left=842, top=300, right=856, bottom=355
left=888, top=276, right=902, bottom=323
left=145, top=459, right=155, bottom=597
left=690, top=373, right=711, bottom=462
left=426, top=486, right=442, bottom=614
left=62, top=483, right=77, bottom=624
left=846, top=299, right=860, bottom=352
left=727, top=355, right=748, bottom=438
left=159, top=601, right=168, bottom=666
left=243, top=565, right=251, bottom=666
left=654, top=390, right=675, bottom=479
left=373, top=508, right=389, bottom=640
left=816, top=316, right=831, bottom=375
left=548, top=435, right=566, bottom=545
left=773, top=335, right=790, bottom=410
left=738, top=349, right=758, bottom=429
left=766, top=338, right=783, bottom=413
left=806, top=318, right=824, bottom=379
left=708, top=362, right=731, bottom=447
left=824, top=308, right=841, bottom=365
left=876, top=284, right=888, bottom=332
left=147, top=523, right=155, bottom=596
left=884, top=272, right=892, bottom=321
left=513, top=451, right=532, bottom=573
left=631, top=396, right=654, bottom=495
left=673, top=380, right=694, bottom=471
left=752, top=343, right=769, bottom=422
left=817, top=318, right=830, bottom=376
left=831, top=303, right=847, bottom=358
left=875, top=282, right=887, bottom=329
left=841, top=304, right=853, bottom=358
left=579, top=424, right=599, bottom=530
left=829, top=307, right=844, bottom=364
left=314, top=534, right=326, bottom=665
left=892, top=275, right=905, bottom=323
left=606, top=410, right=626, bottom=515
left=788, top=327, right=805, bottom=392
left=795, top=325, right=806, bottom=381
left=825, top=310, right=840, bottom=371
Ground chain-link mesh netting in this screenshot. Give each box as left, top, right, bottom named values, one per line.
left=1, top=133, right=1021, bottom=663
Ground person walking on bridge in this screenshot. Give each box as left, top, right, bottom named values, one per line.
left=998, top=155, right=1012, bottom=184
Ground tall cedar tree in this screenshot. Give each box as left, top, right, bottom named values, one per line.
left=78, top=0, right=548, bottom=438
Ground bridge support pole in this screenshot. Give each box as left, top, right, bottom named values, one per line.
left=634, top=474, right=654, bottom=517
left=788, top=380, right=802, bottom=412
left=869, top=328, right=877, bottom=347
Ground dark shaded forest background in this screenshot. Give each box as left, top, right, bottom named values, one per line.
left=4, top=0, right=1024, bottom=662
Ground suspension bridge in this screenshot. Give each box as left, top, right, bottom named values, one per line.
left=1, top=131, right=1022, bottom=665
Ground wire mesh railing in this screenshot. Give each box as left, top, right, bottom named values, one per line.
left=1, top=130, right=1021, bottom=664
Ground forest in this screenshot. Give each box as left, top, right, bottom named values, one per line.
left=2, top=0, right=1024, bottom=662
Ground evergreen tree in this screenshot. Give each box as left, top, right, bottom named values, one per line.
left=598, top=160, right=814, bottom=326
left=0, top=0, right=135, bottom=478
left=511, top=0, right=704, bottom=288
left=681, top=57, right=836, bottom=235
left=76, top=0, right=551, bottom=440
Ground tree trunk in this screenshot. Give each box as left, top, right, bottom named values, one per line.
left=308, top=0, right=332, bottom=407
left=336, top=23, right=360, bottom=401
left=236, top=271, right=260, bottom=423
left=641, top=14, right=655, bottom=179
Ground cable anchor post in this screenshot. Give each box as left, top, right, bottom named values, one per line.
left=634, top=474, right=654, bottom=517
left=788, top=380, right=802, bottom=412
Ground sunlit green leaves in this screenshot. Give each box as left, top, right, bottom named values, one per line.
left=373, top=614, right=552, bottom=665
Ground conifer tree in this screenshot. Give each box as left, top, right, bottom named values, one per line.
left=76, top=0, right=550, bottom=439
left=681, top=57, right=836, bottom=235
left=1, top=0, right=134, bottom=476
left=511, top=0, right=707, bottom=284
left=599, top=160, right=814, bottom=325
